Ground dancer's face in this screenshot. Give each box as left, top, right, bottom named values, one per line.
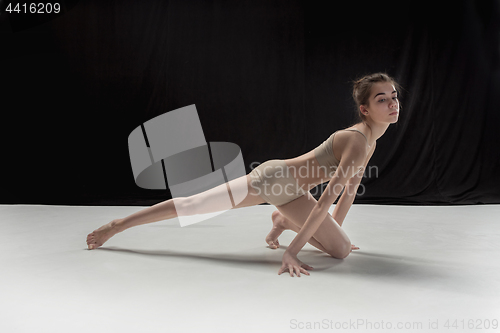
left=362, top=82, right=399, bottom=124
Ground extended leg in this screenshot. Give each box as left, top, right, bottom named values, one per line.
left=86, top=174, right=266, bottom=249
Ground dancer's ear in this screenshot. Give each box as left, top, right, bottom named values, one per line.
left=360, top=105, right=369, bottom=116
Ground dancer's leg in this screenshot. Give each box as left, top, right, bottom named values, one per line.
left=86, top=174, right=266, bottom=249
left=266, top=192, right=351, bottom=259
left=266, top=210, right=331, bottom=254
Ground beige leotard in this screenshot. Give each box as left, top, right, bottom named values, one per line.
left=313, top=129, right=368, bottom=178
left=249, top=129, right=368, bottom=207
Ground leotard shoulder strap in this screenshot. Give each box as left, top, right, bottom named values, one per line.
left=342, top=129, right=368, bottom=144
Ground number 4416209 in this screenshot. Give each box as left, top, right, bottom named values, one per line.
left=6, top=3, right=61, bottom=14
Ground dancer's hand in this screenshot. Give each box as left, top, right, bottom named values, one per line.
left=351, top=244, right=360, bottom=252
left=278, top=250, right=313, bottom=277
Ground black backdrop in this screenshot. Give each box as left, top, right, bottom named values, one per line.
left=2, top=0, right=499, bottom=206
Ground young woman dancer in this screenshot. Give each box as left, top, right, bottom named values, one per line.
left=87, top=72, right=401, bottom=277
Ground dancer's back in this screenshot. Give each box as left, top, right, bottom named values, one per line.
left=282, top=126, right=371, bottom=192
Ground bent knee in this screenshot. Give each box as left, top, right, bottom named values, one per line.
left=328, top=241, right=351, bottom=259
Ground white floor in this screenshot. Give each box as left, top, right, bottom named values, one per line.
left=1, top=204, right=499, bottom=333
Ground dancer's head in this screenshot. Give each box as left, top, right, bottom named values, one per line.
left=352, top=73, right=401, bottom=125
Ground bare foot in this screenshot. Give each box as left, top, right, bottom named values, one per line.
left=265, top=210, right=290, bottom=249
left=86, top=219, right=122, bottom=250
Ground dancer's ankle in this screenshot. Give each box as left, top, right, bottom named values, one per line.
left=110, top=218, right=125, bottom=233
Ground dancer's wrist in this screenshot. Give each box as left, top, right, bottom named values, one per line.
left=285, top=244, right=300, bottom=257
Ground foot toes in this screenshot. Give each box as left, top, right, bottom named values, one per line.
left=268, top=241, right=278, bottom=249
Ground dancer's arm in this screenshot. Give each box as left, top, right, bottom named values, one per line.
left=332, top=142, right=376, bottom=226
left=285, top=140, right=367, bottom=257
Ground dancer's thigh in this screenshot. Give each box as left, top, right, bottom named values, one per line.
left=180, top=174, right=266, bottom=215
left=276, top=192, right=351, bottom=258
left=230, top=175, right=268, bottom=208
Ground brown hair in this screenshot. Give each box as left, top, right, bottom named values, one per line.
left=351, top=72, right=402, bottom=123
